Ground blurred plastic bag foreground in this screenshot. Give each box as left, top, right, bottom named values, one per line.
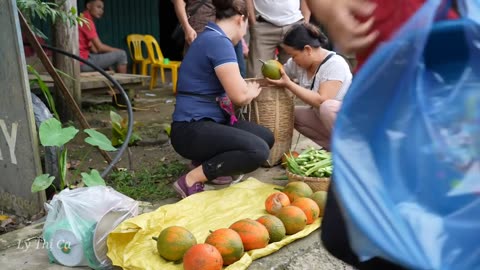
left=332, top=0, right=480, bottom=269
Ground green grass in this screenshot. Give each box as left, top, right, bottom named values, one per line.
left=83, top=103, right=117, bottom=113
left=107, top=161, right=188, bottom=202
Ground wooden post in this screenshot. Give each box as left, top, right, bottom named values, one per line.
left=0, top=0, right=45, bottom=218
left=52, top=0, right=81, bottom=121
left=19, top=12, right=115, bottom=167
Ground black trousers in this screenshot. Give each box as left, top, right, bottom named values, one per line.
left=321, top=183, right=407, bottom=270
left=171, top=119, right=274, bottom=180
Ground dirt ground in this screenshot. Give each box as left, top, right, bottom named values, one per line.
left=3, top=81, right=310, bottom=235
left=76, top=85, right=181, bottom=170
left=1, top=84, right=181, bottom=236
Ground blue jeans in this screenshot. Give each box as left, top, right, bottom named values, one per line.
left=234, top=42, right=246, bottom=78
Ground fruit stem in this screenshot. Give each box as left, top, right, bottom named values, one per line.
left=258, top=59, right=266, bottom=64
left=152, top=236, right=158, bottom=241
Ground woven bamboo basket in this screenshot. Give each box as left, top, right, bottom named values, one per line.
left=244, top=78, right=295, bottom=167
left=286, top=169, right=331, bottom=192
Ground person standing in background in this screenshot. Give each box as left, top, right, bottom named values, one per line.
left=172, top=0, right=247, bottom=77
left=246, top=0, right=310, bottom=78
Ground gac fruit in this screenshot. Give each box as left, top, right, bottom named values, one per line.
left=260, top=59, right=283, bottom=80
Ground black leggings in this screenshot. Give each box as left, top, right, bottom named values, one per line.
left=321, top=183, right=407, bottom=270
left=170, top=119, right=274, bottom=180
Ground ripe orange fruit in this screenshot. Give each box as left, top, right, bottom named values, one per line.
left=265, top=192, right=290, bottom=215
left=183, top=243, right=223, bottom=270
left=282, top=181, right=313, bottom=202
left=204, top=228, right=244, bottom=265
left=291, top=197, right=320, bottom=224
left=229, top=219, right=270, bottom=251
left=152, top=226, right=197, bottom=262
left=310, top=191, right=328, bottom=217
left=276, top=206, right=307, bottom=235
left=256, top=214, right=286, bottom=243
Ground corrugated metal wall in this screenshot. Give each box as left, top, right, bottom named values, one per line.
left=78, top=0, right=160, bottom=58
left=32, top=1, right=160, bottom=64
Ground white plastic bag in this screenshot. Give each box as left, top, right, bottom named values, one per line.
left=43, top=186, right=138, bottom=269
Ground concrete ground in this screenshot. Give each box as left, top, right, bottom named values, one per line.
left=0, top=134, right=353, bottom=270
left=0, top=79, right=353, bottom=269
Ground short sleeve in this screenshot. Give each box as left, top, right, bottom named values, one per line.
left=319, top=56, right=351, bottom=83
left=79, top=17, right=98, bottom=41
left=207, top=36, right=237, bottom=68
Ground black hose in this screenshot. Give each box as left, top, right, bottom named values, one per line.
left=35, top=44, right=133, bottom=178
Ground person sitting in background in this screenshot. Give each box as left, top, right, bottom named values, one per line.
left=267, top=23, right=352, bottom=151
left=78, top=0, right=128, bottom=73
left=170, top=0, right=274, bottom=198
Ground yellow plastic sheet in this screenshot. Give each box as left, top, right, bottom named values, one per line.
left=107, top=178, right=321, bottom=270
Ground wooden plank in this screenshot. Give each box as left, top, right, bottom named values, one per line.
left=0, top=0, right=45, bottom=218
left=80, top=71, right=115, bottom=77
left=29, top=73, right=150, bottom=93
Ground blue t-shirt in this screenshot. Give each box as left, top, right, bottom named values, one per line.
left=172, top=22, right=238, bottom=123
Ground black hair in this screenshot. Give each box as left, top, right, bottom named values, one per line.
left=283, top=23, right=329, bottom=50
left=212, top=0, right=248, bottom=20
left=85, top=0, right=103, bottom=8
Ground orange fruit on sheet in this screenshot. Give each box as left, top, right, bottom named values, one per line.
left=265, top=192, right=290, bottom=215
left=276, top=206, right=307, bottom=235
left=282, top=181, right=313, bottom=202
left=229, top=219, right=270, bottom=251
left=183, top=243, right=223, bottom=270
left=152, top=226, right=197, bottom=261
left=204, top=228, right=244, bottom=265
left=310, top=191, right=328, bottom=216
left=256, top=214, right=286, bottom=243
left=291, top=197, right=320, bottom=224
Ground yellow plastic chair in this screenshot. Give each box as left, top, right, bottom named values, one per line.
left=143, top=34, right=181, bottom=92
left=126, top=34, right=151, bottom=75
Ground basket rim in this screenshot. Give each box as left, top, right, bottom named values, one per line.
left=286, top=169, right=331, bottom=182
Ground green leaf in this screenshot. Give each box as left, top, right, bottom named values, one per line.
left=163, top=123, right=171, bottom=137
left=39, top=118, right=78, bottom=147
left=130, top=133, right=142, bottom=144
left=28, top=65, right=59, bottom=119
left=110, top=111, right=127, bottom=146
left=31, top=174, right=55, bottom=192
left=110, top=111, right=123, bottom=126
left=81, top=169, right=106, bottom=187
left=59, top=148, right=68, bottom=187
left=55, top=68, right=76, bottom=81
left=84, top=129, right=117, bottom=151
